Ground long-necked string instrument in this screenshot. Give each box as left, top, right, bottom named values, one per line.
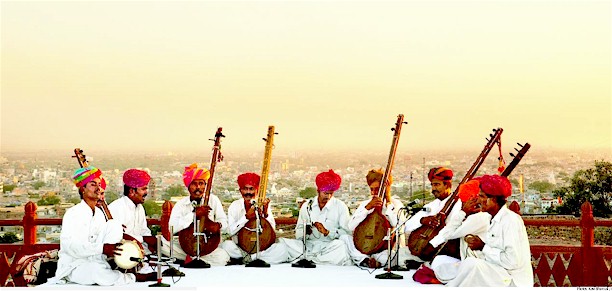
left=431, top=141, right=531, bottom=259
left=72, top=148, right=145, bottom=270
left=178, top=127, right=225, bottom=257
left=407, top=128, right=503, bottom=261
left=237, top=126, right=278, bottom=255
left=353, top=114, right=408, bottom=255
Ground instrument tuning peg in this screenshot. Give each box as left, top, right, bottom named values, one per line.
left=274, top=132, right=279, bottom=135
left=517, top=143, right=524, bottom=147
left=510, top=153, right=516, bottom=157
left=263, top=138, right=267, bottom=142
left=391, top=128, right=396, bottom=131
left=403, top=121, right=408, bottom=124
left=514, top=147, right=519, bottom=152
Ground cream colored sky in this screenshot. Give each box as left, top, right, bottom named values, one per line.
left=1, top=0, right=610, bottom=155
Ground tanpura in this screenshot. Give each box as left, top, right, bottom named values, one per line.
left=353, top=114, right=407, bottom=255
left=237, top=126, right=278, bottom=254
left=178, top=128, right=225, bottom=257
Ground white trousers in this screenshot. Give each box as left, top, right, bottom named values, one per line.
left=220, top=240, right=289, bottom=264
left=278, top=237, right=352, bottom=266
left=445, top=257, right=514, bottom=287
left=161, top=236, right=230, bottom=266
left=339, top=234, right=389, bottom=266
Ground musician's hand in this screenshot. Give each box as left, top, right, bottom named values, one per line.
left=305, top=224, right=313, bottom=235
left=195, top=206, right=211, bottom=219
left=420, top=215, right=441, bottom=228
left=261, top=198, right=270, bottom=218
left=103, top=243, right=122, bottom=257
left=313, top=222, right=330, bottom=236
left=365, top=197, right=383, bottom=210
left=464, top=234, right=484, bottom=250
left=245, top=205, right=257, bottom=220
left=462, top=198, right=480, bottom=216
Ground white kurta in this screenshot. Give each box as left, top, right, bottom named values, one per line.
left=430, top=211, right=491, bottom=283
left=220, top=198, right=288, bottom=264
left=278, top=197, right=352, bottom=266
left=108, top=195, right=152, bottom=257
left=49, top=201, right=135, bottom=286
left=343, top=197, right=405, bottom=266
left=161, top=195, right=230, bottom=266
left=446, top=205, right=534, bottom=287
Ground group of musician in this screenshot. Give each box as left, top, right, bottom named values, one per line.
left=48, top=163, right=533, bottom=287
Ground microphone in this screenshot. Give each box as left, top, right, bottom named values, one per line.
left=405, top=199, right=420, bottom=207
left=307, top=198, right=313, bottom=211
left=129, top=257, right=143, bottom=262
left=250, top=199, right=257, bottom=205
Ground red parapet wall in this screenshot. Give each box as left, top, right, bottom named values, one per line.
left=0, top=201, right=610, bottom=287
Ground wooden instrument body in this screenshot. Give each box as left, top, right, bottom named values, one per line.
left=353, top=210, right=393, bottom=255
left=178, top=219, right=221, bottom=257
left=237, top=218, right=277, bottom=254
left=353, top=115, right=406, bottom=255
left=236, top=126, right=278, bottom=253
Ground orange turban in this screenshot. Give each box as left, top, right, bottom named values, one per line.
left=183, top=163, right=210, bottom=187
left=316, top=169, right=341, bottom=192
left=457, top=180, right=480, bottom=202
left=366, top=169, right=392, bottom=186
left=474, top=175, right=512, bottom=198
left=428, top=167, right=453, bottom=182
left=237, top=172, right=260, bottom=189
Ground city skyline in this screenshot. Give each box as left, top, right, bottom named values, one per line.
left=1, top=1, right=610, bottom=154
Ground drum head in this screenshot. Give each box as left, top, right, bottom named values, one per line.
left=114, top=240, right=144, bottom=270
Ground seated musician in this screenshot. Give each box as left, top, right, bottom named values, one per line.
left=399, top=167, right=463, bottom=269
left=49, top=167, right=154, bottom=285
left=160, top=163, right=230, bottom=267
left=220, top=172, right=288, bottom=265
left=443, top=175, right=533, bottom=287
left=108, top=169, right=157, bottom=259
left=340, top=169, right=405, bottom=268
left=278, top=170, right=352, bottom=266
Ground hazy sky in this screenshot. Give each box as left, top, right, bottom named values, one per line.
left=1, top=1, right=610, bottom=156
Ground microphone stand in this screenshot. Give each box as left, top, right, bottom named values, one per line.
left=375, top=228, right=403, bottom=279
left=185, top=204, right=210, bottom=268
left=161, top=226, right=184, bottom=277
left=246, top=202, right=270, bottom=268
left=148, top=235, right=171, bottom=287
left=375, top=207, right=419, bottom=279
left=291, top=220, right=316, bottom=268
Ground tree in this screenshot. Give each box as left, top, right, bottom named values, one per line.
left=3, top=184, right=16, bottom=193
left=143, top=200, right=161, bottom=217
left=551, top=160, right=612, bottom=218
left=0, top=232, right=20, bottom=243
left=38, top=195, right=61, bottom=206
left=528, top=180, right=556, bottom=193
left=299, top=187, right=317, bottom=199
left=105, top=190, right=120, bottom=204
left=162, top=185, right=187, bottom=201
left=33, top=181, right=46, bottom=190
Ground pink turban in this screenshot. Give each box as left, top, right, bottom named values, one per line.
left=73, top=166, right=102, bottom=188
left=237, top=173, right=260, bottom=189
left=183, top=163, right=210, bottom=187
left=474, top=175, right=512, bottom=198
left=316, top=169, right=342, bottom=192
left=123, top=169, right=151, bottom=188
left=457, top=180, right=480, bottom=202
left=100, top=177, right=107, bottom=190
left=428, top=167, right=453, bottom=182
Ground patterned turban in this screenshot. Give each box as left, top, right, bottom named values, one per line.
left=316, top=169, right=342, bottom=192
left=428, top=167, right=453, bottom=182
left=100, top=177, right=107, bottom=191
left=457, top=180, right=480, bottom=202
left=123, top=169, right=151, bottom=188
left=474, top=175, right=512, bottom=198
left=237, top=172, right=260, bottom=189
left=183, top=163, right=210, bottom=188
left=73, top=166, right=102, bottom=188
left=365, top=169, right=393, bottom=186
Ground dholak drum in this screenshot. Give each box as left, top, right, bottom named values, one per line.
left=114, top=239, right=145, bottom=270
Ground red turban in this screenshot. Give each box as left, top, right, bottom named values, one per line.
left=316, top=169, right=341, bottom=192
left=458, top=180, right=480, bottom=202
left=72, top=166, right=101, bottom=188
left=474, top=175, right=512, bottom=197
left=123, top=169, right=151, bottom=188
left=183, top=163, right=210, bottom=187
left=428, top=167, right=453, bottom=182
left=100, top=177, right=107, bottom=190
left=237, top=172, right=260, bottom=189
